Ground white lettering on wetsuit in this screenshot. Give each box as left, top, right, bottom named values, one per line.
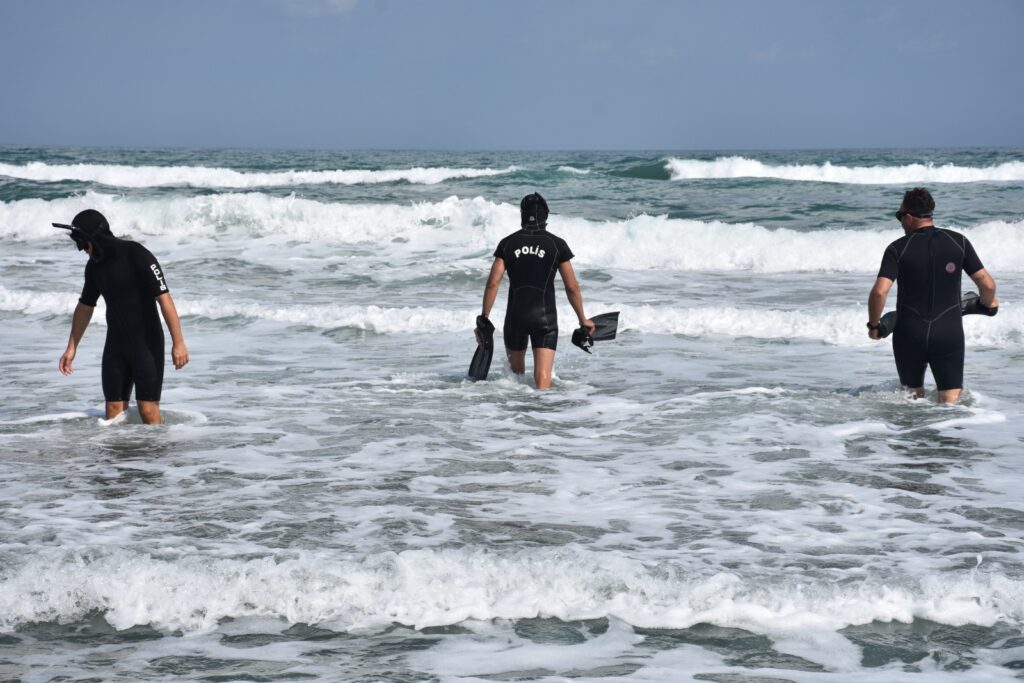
left=514, top=246, right=546, bottom=259
left=150, top=264, right=168, bottom=292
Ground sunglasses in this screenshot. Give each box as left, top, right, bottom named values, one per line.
left=895, top=210, right=932, bottom=222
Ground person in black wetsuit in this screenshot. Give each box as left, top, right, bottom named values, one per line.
left=479, top=193, right=595, bottom=389
left=56, top=209, right=189, bottom=424
left=868, top=188, right=998, bottom=403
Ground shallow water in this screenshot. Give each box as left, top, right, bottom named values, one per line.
left=1, top=146, right=1024, bottom=681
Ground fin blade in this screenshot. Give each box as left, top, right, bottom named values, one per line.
left=590, top=311, right=619, bottom=341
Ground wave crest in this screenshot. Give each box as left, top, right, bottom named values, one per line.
left=0, top=161, right=517, bottom=188
left=0, top=548, right=1019, bottom=635
left=666, top=156, right=1024, bottom=184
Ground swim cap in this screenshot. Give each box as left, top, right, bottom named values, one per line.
left=520, top=193, right=549, bottom=228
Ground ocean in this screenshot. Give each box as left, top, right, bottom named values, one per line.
left=1, top=146, right=1023, bottom=682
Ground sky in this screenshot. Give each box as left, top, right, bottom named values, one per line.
left=1, top=0, right=1022, bottom=151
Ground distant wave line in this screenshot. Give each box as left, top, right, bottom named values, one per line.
left=665, top=156, right=1024, bottom=184
left=0, top=161, right=519, bottom=188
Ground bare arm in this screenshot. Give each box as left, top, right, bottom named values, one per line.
left=156, top=292, right=189, bottom=369
left=867, top=276, right=894, bottom=340
left=558, top=261, right=594, bottom=334
left=481, top=258, right=505, bottom=318
left=59, top=302, right=95, bottom=375
left=970, top=268, right=998, bottom=308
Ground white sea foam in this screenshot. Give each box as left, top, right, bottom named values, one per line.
left=4, top=193, right=1023, bottom=273
left=0, top=548, right=1019, bottom=635
left=0, top=161, right=518, bottom=188
left=2, top=285, right=1016, bottom=347
left=558, top=165, right=591, bottom=175
left=666, top=156, right=1024, bottom=184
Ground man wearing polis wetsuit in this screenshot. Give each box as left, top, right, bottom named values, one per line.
left=868, top=188, right=998, bottom=403
left=479, top=193, right=595, bottom=389
left=56, top=210, right=189, bottom=424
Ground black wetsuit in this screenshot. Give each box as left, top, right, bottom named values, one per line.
left=878, top=227, right=984, bottom=390
left=79, top=239, right=170, bottom=402
left=493, top=228, right=574, bottom=351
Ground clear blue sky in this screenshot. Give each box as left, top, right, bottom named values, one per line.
left=1, top=0, right=1022, bottom=150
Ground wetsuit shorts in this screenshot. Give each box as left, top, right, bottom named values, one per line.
left=102, top=337, right=165, bottom=402
left=892, top=306, right=964, bottom=391
left=503, top=290, right=559, bottom=352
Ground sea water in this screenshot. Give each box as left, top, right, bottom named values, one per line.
left=1, top=146, right=1023, bottom=681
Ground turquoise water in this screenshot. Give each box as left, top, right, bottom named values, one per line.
left=1, top=146, right=1024, bottom=681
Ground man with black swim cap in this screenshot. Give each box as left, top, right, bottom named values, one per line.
left=867, top=188, right=998, bottom=403
left=55, top=209, right=189, bottom=424
left=478, top=193, right=595, bottom=389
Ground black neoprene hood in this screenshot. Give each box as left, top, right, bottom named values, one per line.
left=520, top=193, right=549, bottom=228
left=53, top=209, right=112, bottom=250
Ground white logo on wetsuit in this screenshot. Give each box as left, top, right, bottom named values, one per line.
left=945, top=262, right=956, bottom=274
left=150, top=264, right=168, bottom=291
left=514, top=246, right=546, bottom=259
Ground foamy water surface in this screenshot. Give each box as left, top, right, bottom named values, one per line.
left=1, top=147, right=1024, bottom=682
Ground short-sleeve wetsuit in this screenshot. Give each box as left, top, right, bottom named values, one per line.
left=877, top=227, right=984, bottom=390
left=79, top=239, right=170, bottom=402
left=493, top=227, right=575, bottom=351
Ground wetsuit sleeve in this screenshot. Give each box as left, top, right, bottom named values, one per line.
left=556, top=237, right=574, bottom=263
left=133, top=244, right=170, bottom=297
left=79, top=264, right=99, bottom=307
left=493, top=237, right=508, bottom=261
left=962, top=237, right=984, bottom=276
left=877, top=244, right=899, bottom=281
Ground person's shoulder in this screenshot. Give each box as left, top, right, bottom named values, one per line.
left=936, top=226, right=968, bottom=242
left=885, top=233, right=909, bottom=251
left=543, top=230, right=571, bottom=249
left=123, top=239, right=158, bottom=258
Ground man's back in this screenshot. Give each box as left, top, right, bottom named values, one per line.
left=879, top=227, right=983, bottom=319
left=493, top=228, right=573, bottom=296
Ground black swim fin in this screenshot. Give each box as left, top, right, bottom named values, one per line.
left=876, top=292, right=996, bottom=339
left=468, top=315, right=495, bottom=381
left=572, top=312, right=620, bottom=353
left=960, top=291, right=998, bottom=317
left=876, top=310, right=898, bottom=338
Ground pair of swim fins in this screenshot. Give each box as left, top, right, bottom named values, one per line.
left=876, top=292, right=997, bottom=338
left=466, top=311, right=620, bottom=381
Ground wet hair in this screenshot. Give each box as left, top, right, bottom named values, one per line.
left=901, top=187, right=935, bottom=217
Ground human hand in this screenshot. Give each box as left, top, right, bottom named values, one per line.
left=59, top=347, right=76, bottom=375
left=981, top=296, right=999, bottom=315
left=868, top=328, right=881, bottom=341
left=580, top=319, right=596, bottom=335
left=172, top=342, right=189, bottom=369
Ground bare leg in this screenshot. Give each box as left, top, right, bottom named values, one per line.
left=506, top=348, right=527, bottom=375
left=533, top=348, right=556, bottom=389
left=937, top=388, right=962, bottom=404
left=904, top=386, right=926, bottom=399
left=137, top=400, right=162, bottom=425
left=105, top=401, right=128, bottom=419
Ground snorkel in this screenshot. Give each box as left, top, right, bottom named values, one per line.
left=52, top=209, right=113, bottom=262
